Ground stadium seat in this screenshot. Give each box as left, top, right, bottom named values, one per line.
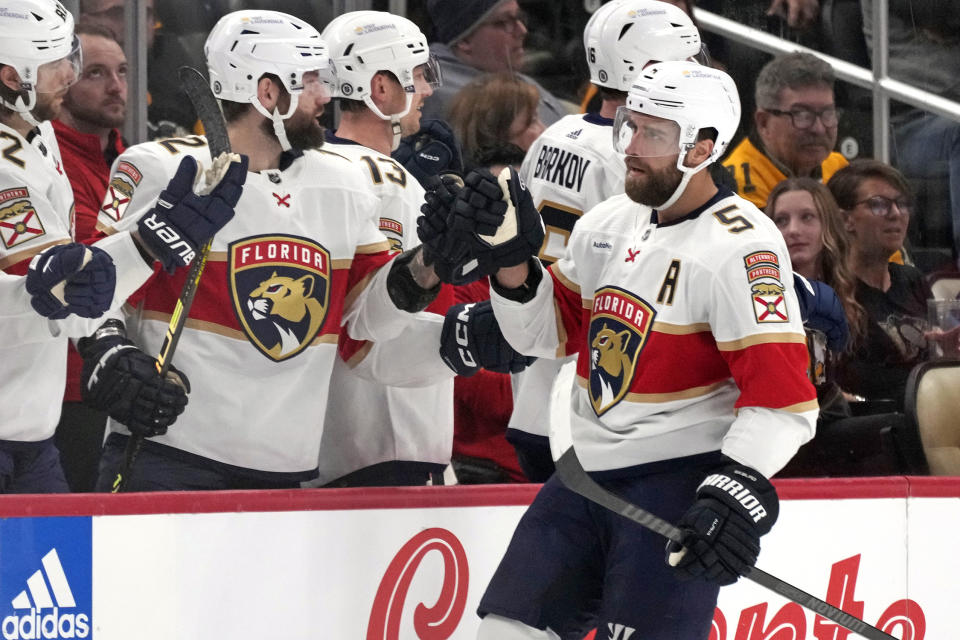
left=929, top=274, right=960, bottom=300
left=905, top=361, right=960, bottom=475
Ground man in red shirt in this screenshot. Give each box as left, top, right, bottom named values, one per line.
left=52, top=22, right=128, bottom=491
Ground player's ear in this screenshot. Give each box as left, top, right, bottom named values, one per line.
left=0, top=65, right=21, bottom=93
left=255, top=76, right=282, bottom=111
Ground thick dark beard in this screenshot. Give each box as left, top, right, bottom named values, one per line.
left=30, top=95, right=61, bottom=123
left=624, top=161, right=684, bottom=208
left=259, top=116, right=327, bottom=151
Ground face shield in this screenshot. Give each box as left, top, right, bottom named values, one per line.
left=612, top=106, right=683, bottom=158
left=411, top=54, right=442, bottom=94
left=35, top=35, right=82, bottom=96
left=690, top=44, right=711, bottom=67
left=300, top=59, right=339, bottom=102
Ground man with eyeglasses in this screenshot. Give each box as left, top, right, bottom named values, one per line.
left=722, top=51, right=848, bottom=211
left=423, top=0, right=567, bottom=127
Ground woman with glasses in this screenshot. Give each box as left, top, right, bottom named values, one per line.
left=827, top=160, right=948, bottom=409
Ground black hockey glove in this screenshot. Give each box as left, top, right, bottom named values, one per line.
left=137, top=153, right=247, bottom=274
left=392, top=119, right=463, bottom=186
left=450, top=167, right=544, bottom=275
left=417, top=173, right=483, bottom=284
left=78, top=321, right=190, bottom=438
left=439, top=300, right=536, bottom=377
left=26, top=243, right=116, bottom=319
left=793, top=273, right=849, bottom=352
left=666, top=461, right=779, bottom=586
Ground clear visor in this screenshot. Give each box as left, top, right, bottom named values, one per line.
left=412, top=55, right=442, bottom=94
left=298, top=60, right=339, bottom=101
left=612, top=106, right=682, bottom=157
left=690, top=44, right=712, bottom=67
left=35, top=35, right=82, bottom=94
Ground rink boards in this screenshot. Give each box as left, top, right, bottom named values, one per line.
left=0, top=477, right=950, bottom=639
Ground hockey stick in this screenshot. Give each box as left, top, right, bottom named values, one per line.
left=111, top=66, right=231, bottom=493
left=552, top=447, right=897, bottom=640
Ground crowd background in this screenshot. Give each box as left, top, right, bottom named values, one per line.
left=47, top=0, right=960, bottom=489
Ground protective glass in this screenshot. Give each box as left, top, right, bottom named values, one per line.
left=412, top=55, right=442, bottom=94
left=612, top=106, right=681, bottom=157
left=35, top=36, right=82, bottom=94
left=855, top=194, right=911, bottom=217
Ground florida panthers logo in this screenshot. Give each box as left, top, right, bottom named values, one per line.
left=0, top=188, right=44, bottom=249
left=588, top=287, right=655, bottom=416
left=229, top=235, right=331, bottom=362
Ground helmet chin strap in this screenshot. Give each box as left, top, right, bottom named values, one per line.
left=390, top=117, right=402, bottom=151
left=656, top=148, right=713, bottom=211
left=252, top=93, right=299, bottom=152
left=1, top=90, right=40, bottom=128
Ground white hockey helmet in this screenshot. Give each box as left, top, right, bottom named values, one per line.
left=321, top=10, right=441, bottom=121
left=0, top=0, right=80, bottom=119
left=205, top=10, right=335, bottom=147
left=584, top=0, right=701, bottom=91
left=613, top=61, right=740, bottom=208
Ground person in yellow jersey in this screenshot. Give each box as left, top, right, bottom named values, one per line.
left=722, top=52, right=848, bottom=210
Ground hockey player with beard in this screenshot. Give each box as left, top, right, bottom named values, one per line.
left=510, top=0, right=705, bottom=482
left=91, top=10, right=453, bottom=491
left=0, top=1, right=237, bottom=492
left=423, top=61, right=817, bottom=638
left=313, top=10, right=531, bottom=487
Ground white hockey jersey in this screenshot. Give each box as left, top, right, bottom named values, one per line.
left=511, top=113, right=626, bottom=442
left=314, top=136, right=454, bottom=485
left=97, top=136, right=418, bottom=478
left=491, top=187, right=819, bottom=478
left=0, top=121, right=152, bottom=442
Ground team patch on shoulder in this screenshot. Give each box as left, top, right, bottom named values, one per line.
left=379, top=217, right=403, bottom=251
left=116, top=161, right=142, bottom=185
left=744, top=251, right=788, bottom=323
left=0, top=187, right=44, bottom=249
left=228, top=235, right=332, bottom=362
left=100, top=172, right=136, bottom=222
left=588, top=286, right=656, bottom=416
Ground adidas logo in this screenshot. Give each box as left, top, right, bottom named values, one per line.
left=2, top=549, right=90, bottom=639
left=566, top=128, right=583, bottom=140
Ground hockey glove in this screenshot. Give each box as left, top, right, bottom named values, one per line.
left=666, top=461, right=779, bottom=586
left=451, top=167, right=544, bottom=275
left=793, top=273, right=849, bottom=352
left=79, top=321, right=190, bottom=438
left=137, top=153, right=248, bottom=274
left=26, top=243, right=116, bottom=319
left=439, top=300, right=536, bottom=376
left=417, top=173, right=483, bottom=284
left=392, top=119, right=463, bottom=186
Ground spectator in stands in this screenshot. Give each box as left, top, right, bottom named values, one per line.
left=80, top=0, right=197, bottom=138
left=861, top=0, right=960, bottom=271
left=443, top=71, right=549, bottom=483
left=423, top=0, right=567, bottom=127
left=827, top=160, right=960, bottom=408
left=723, top=51, right=848, bottom=210
left=765, top=178, right=864, bottom=415
left=51, top=22, right=128, bottom=492
left=448, top=72, right=544, bottom=173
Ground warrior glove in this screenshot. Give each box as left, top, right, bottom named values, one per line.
left=79, top=320, right=190, bottom=438
left=450, top=167, right=544, bottom=276
left=26, top=243, right=116, bottom=319
left=137, top=153, right=247, bottom=274
left=666, top=461, right=779, bottom=586
left=393, top=119, right=463, bottom=186
left=793, top=273, right=850, bottom=352
left=439, top=300, right=535, bottom=377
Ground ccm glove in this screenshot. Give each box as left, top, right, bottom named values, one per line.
left=440, top=300, right=536, bottom=376
left=137, top=153, right=247, bottom=273
left=393, top=119, right=463, bottom=185
left=78, top=321, right=190, bottom=438
left=793, top=273, right=850, bottom=352
left=666, top=462, right=779, bottom=586
left=417, top=173, right=482, bottom=284
left=26, top=243, right=116, bottom=319
left=451, top=167, right=544, bottom=275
